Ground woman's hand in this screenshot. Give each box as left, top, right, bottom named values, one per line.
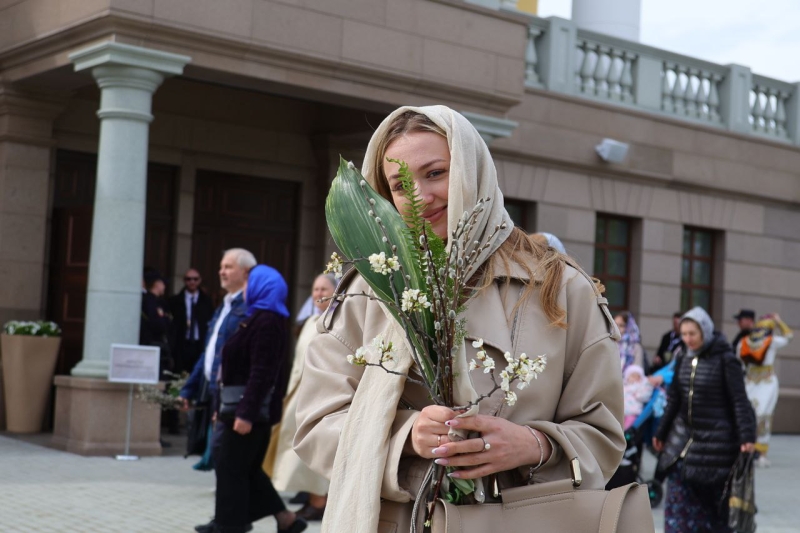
left=647, top=375, right=664, bottom=387
left=740, top=442, right=755, bottom=453
left=233, top=417, right=252, bottom=435
left=652, top=437, right=664, bottom=452
left=177, top=396, right=190, bottom=411
left=429, top=415, right=551, bottom=480
left=408, top=406, right=457, bottom=458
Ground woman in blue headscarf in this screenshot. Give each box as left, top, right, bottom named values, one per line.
left=198, top=265, right=307, bottom=533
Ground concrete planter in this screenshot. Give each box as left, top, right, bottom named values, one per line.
left=0, top=334, right=61, bottom=433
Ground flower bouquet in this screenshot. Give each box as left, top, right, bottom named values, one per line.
left=137, top=370, right=191, bottom=410
left=3, top=320, right=61, bottom=337
left=324, top=158, right=546, bottom=509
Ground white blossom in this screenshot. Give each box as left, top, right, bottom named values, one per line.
left=500, top=370, right=511, bottom=392
left=472, top=339, right=484, bottom=349
left=347, top=346, right=368, bottom=366
left=386, top=255, right=400, bottom=272
left=401, top=288, right=431, bottom=313
left=482, top=358, right=495, bottom=373
left=469, top=359, right=479, bottom=371
left=475, top=349, right=487, bottom=362
left=504, top=390, right=518, bottom=406
left=324, top=252, right=344, bottom=279
left=371, top=335, right=396, bottom=363
left=368, top=252, right=400, bottom=275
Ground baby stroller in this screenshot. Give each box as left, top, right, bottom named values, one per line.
left=606, top=386, right=665, bottom=508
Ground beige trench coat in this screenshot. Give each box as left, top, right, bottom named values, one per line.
left=269, top=316, right=330, bottom=494
left=294, top=257, right=625, bottom=525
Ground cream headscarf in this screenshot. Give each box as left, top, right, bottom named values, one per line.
left=322, top=106, right=514, bottom=533
left=362, top=105, right=514, bottom=279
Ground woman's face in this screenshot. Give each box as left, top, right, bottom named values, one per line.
left=312, top=276, right=335, bottom=313
left=614, top=315, right=627, bottom=335
left=680, top=320, right=704, bottom=351
left=382, top=131, right=450, bottom=239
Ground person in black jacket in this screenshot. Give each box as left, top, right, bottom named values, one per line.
left=653, top=306, right=756, bottom=533
left=140, top=268, right=173, bottom=375
left=195, top=264, right=306, bottom=533
left=653, top=312, right=684, bottom=373
left=169, top=268, right=215, bottom=374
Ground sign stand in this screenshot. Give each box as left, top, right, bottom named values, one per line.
left=108, top=343, right=161, bottom=461
left=116, top=383, right=139, bottom=461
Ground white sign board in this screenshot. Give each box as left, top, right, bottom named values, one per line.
left=108, top=344, right=160, bottom=384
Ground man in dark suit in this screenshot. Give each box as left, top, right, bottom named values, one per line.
left=654, top=312, right=684, bottom=372
left=140, top=267, right=172, bottom=372
left=141, top=267, right=178, bottom=439
left=169, top=268, right=214, bottom=374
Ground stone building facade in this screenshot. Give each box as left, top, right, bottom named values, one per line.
left=0, top=0, right=797, bottom=452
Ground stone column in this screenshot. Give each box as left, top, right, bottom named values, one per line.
left=52, top=43, right=189, bottom=455
left=68, top=42, right=190, bottom=378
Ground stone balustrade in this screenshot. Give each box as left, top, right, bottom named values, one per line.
left=751, top=75, right=794, bottom=141
left=519, top=14, right=800, bottom=145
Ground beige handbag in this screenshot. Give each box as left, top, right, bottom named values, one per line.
left=430, top=435, right=654, bottom=533
left=430, top=479, right=652, bottom=533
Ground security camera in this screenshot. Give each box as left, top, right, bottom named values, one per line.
left=595, top=138, right=629, bottom=163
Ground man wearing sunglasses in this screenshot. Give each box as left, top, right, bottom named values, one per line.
left=170, top=268, right=215, bottom=374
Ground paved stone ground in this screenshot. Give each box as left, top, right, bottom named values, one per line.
left=0, top=432, right=795, bottom=532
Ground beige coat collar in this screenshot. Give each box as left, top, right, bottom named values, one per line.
left=463, top=255, right=541, bottom=357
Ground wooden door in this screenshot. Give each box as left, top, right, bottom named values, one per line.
left=47, top=151, right=177, bottom=374
left=47, top=152, right=96, bottom=375
left=192, top=171, right=300, bottom=306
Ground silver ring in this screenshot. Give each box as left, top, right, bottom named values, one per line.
left=481, top=437, right=491, bottom=452
left=437, top=435, right=442, bottom=447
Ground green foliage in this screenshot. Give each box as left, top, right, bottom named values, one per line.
left=426, top=225, right=447, bottom=273
left=325, top=157, right=437, bottom=381
left=3, top=320, right=61, bottom=337
left=445, top=472, right=475, bottom=504
left=453, top=317, right=468, bottom=348
left=390, top=158, right=425, bottom=265
left=389, top=157, right=447, bottom=274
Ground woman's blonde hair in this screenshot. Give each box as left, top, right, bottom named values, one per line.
left=372, top=111, right=569, bottom=328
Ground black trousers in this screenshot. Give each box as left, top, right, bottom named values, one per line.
left=177, top=339, right=205, bottom=374
left=215, top=423, right=285, bottom=531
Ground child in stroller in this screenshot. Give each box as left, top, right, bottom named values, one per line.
left=607, top=361, right=676, bottom=507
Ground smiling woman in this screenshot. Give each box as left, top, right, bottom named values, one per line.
left=294, top=106, right=631, bottom=532
left=382, top=130, right=451, bottom=240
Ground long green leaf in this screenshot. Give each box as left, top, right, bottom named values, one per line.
left=325, top=157, right=436, bottom=381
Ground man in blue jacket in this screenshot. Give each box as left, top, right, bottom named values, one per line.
left=180, top=248, right=256, bottom=470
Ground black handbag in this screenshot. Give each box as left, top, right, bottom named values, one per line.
left=724, top=453, right=757, bottom=533
left=218, top=384, right=273, bottom=424
left=656, top=414, right=690, bottom=478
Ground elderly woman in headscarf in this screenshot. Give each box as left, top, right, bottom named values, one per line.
left=653, top=307, right=756, bottom=533
left=738, top=313, right=793, bottom=467
left=197, top=265, right=307, bottom=533
left=614, top=311, right=645, bottom=373
left=293, top=106, right=626, bottom=532
left=267, top=273, right=338, bottom=520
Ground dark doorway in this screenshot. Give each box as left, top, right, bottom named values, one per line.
left=47, top=150, right=178, bottom=375
left=192, top=170, right=300, bottom=306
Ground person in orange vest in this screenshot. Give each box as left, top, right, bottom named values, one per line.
left=737, top=313, right=793, bottom=467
